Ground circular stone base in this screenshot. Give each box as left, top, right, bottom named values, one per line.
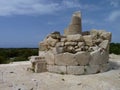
left=47, top=63, right=110, bottom=75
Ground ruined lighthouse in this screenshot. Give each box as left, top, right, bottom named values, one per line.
left=29, top=11, right=112, bottom=75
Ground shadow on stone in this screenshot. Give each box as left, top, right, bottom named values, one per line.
left=109, top=61, right=120, bottom=70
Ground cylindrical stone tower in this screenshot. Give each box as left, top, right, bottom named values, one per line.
left=64, top=11, right=82, bottom=35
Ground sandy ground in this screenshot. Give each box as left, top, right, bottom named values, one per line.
left=0, top=55, right=120, bottom=90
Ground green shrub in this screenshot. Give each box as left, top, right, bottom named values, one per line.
left=110, top=43, right=120, bottom=55
left=0, top=48, right=38, bottom=64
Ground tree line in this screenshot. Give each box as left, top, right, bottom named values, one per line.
left=0, top=48, right=38, bottom=64
left=109, top=43, right=120, bottom=55
left=0, top=43, right=120, bottom=64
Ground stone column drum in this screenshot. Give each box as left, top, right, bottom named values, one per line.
left=64, top=11, right=82, bottom=35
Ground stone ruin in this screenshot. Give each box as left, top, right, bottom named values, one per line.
left=29, top=11, right=112, bottom=75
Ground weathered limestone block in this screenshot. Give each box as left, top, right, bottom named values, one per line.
left=63, top=45, right=75, bottom=53
left=80, top=46, right=86, bottom=51
left=50, top=32, right=61, bottom=39
left=89, top=49, right=109, bottom=65
left=94, top=38, right=103, bottom=45
left=39, top=42, right=48, bottom=51
left=56, top=42, right=64, bottom=47
left=67, top=66, right=84, bottom=75
left=75, top=46, right=79, bottom=49
left=102, top=50, right=109, bottom=62
left=47, top=65, right=66, bottom=74
left=78, top=42, right=84, bottom=47
left=90, top=29, right=99, bottom=39
left=55, top=53, right=78, bottom=65
left=88, top=46, right=99, bottom=52
left=100, top=63, right=110, bottom=72
left=75, top=48, right=82, bottom=52
left=98, top=30, right=106, bottom=35
left=46, top=36, right=59, bottom=47
left=51, top=48, right=58, bottom=54
left=29, top=56, right=47, bottom=73
left=85, top=65, right=100, bottom=74
left=56, top=47, right=64, bottom=54
left=45, top=51, right=55, bottom=65
left=66, top=46, right=75, bottom=53
left=100, top=32, right=112, bottom=41
left=65, top=41, right=77, bottom=46
left=83, top=35, right=93, bottom=46
left=90, top=30, right=106, bottom=38
left=99, top=40, right=109, bottom=50
left=74, top=52, right=90, bottom=65
left=67, top=34, right=83, bottom=42
left=90, top=30, right=111, bottom=43
left=61, top=37, right=67, bottom=42
left=39, top=51, right=47, bottom=57
left=35, top=61, right=47, bottom=73
left=30, top=56, right=45, bottom=63
left=84, top=45, right=89, bottom=51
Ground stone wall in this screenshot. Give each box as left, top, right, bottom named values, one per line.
left=29, top=11, right=112, bottom=75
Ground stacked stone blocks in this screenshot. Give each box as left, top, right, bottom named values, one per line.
left=29, top=11, right=112, bottom=75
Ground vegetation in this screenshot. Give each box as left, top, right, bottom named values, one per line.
left=109, top=43, right=120, bottom=55
left=0, top=48, right=38, bottom=64
left=0, top=43, right=120, bottom=64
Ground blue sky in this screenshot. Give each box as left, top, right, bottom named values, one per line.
left=0, top=0, right=120, bottom=48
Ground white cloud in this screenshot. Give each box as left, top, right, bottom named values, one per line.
left=0, top=0, right=82, bottom=16
left=83, top=19, right=95, bottom=25
left=62, top=0, right=100, bottom=11
left=107, top=10, right=120, bottom=21
left=62, top=0, right=81, bottom=8
left=0, top=0, right=100, bottom=16
left=0, top=0, right=60, bottom=16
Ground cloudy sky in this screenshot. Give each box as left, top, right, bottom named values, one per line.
left=0, top=0, right=120, bottom=47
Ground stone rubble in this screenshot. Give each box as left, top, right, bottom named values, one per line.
left=29, top=11, right=112, bottom=75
